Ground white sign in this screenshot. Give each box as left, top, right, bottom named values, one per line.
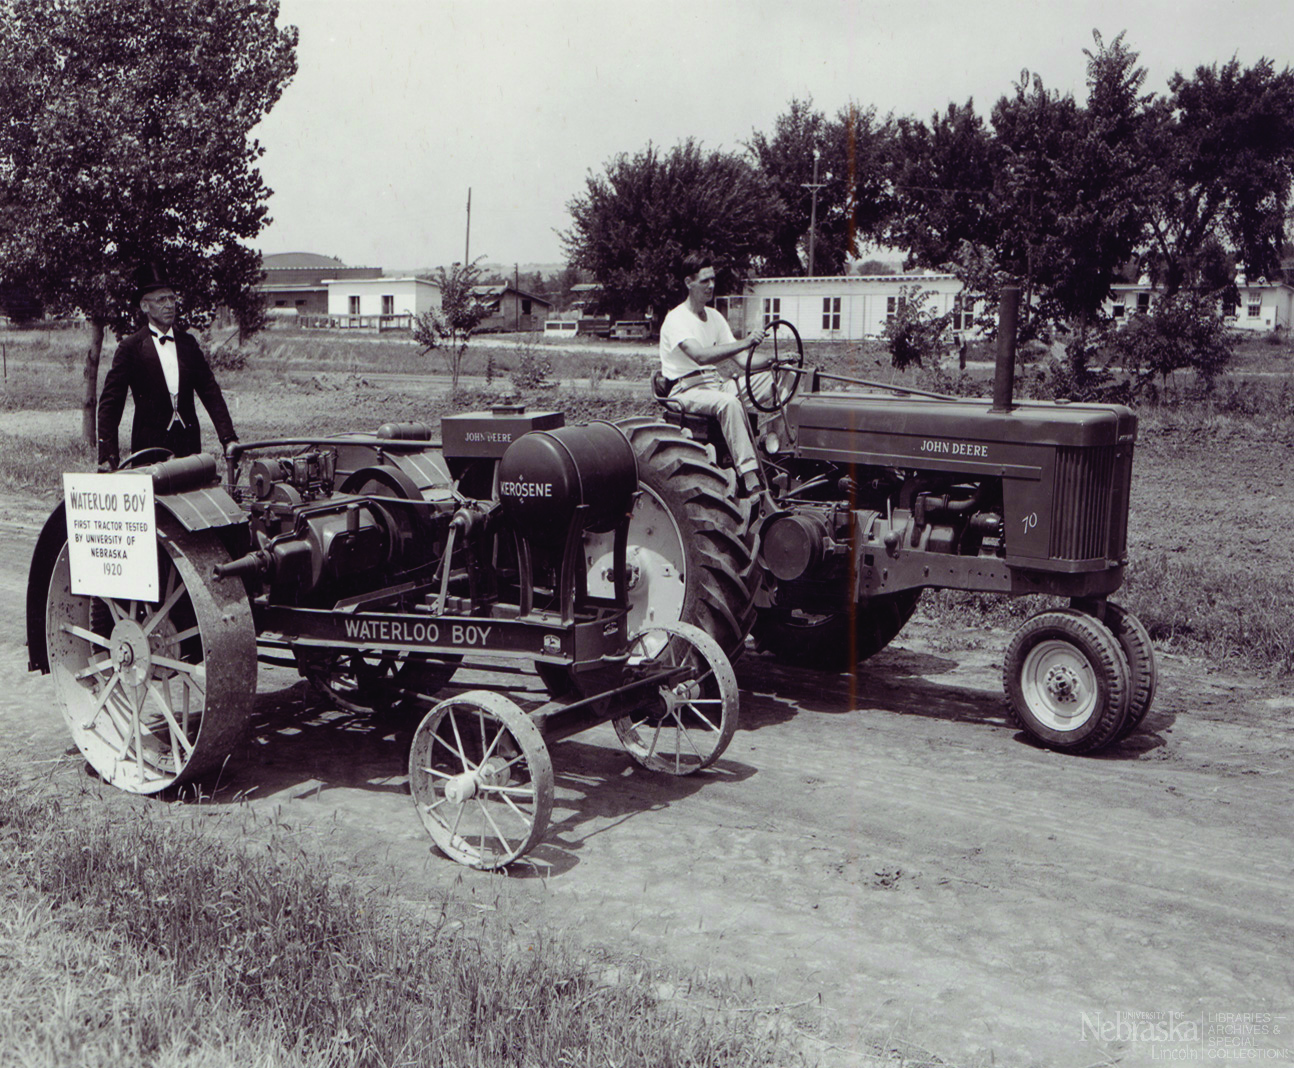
left=63, top=473, right=158, bottom=601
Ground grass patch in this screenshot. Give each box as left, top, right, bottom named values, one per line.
left=918, top=555, right=1294, bottom=676
left=0, top=770, right=810, bottom=1068
left=0, top=431, right=94, bottom=492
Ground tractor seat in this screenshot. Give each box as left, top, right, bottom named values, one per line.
left=651, top=370, right=716, bottom=442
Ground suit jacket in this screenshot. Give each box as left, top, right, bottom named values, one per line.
left=97, top=324, right=237, bottom=467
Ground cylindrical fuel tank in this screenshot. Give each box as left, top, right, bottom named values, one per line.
left=142, top=453, right=218, bottom=494
left=498, top=422, right=637, bottom=543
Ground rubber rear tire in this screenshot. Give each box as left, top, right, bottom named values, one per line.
left=752, top=590, right=921, bottom=671
left=612, top=418, right=759, bottom=659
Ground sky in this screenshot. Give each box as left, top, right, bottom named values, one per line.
left=254, top=0, right=1288, bottom=272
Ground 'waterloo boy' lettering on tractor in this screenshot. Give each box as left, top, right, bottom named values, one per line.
left=340, top=618, right=494, bottom=646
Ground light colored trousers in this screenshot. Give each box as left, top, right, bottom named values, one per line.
left=670, top=369, right=776, bottom=477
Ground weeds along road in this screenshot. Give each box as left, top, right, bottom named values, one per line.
left=1, top=492, right=1291, bottom=1067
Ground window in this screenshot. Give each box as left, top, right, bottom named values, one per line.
left=275, top=300, right=287, bottom=307
left=1248, top=301, right=1262, bottom=318
left=348, top=296, right=360, bottom=315
left=1112, top=301, right=1126, bottom=319
left=521, top=299, right=532, bottom=315
left=381, top=295, right=394, bottom=316
left=952, top=294, right=974, bottom=331
left=1136, top=292, right=1150, bottom=313
left=822, top=296, right=841, bottom=332
left=762, top=297, right=780, bottom=328
left=886, top=295, right=905, bottom=324
left=1223, top=296, right=1237, bottom=318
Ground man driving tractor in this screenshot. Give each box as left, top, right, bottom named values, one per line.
left=658, top=253, right=775, bottom=497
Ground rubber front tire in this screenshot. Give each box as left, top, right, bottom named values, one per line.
left=1080, top=602, right=1156, bottom=743
left=1004, top=610, right=1131, bottom=754
left=753, top=590, right=921, bottom=672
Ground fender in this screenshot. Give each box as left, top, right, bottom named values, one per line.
left=26, top=455, right=247, bottom=674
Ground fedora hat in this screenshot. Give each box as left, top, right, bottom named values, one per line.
left=132, top=263, right=174, bottom=302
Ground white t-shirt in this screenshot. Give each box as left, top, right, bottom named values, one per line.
left=659, top=301, right=735, bottom=379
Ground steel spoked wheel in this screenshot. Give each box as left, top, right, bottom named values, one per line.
left=44, top=522, right=256, bottom=793
left=409, top=691, right=554, bottom=869
left=612, top=621, right=738, bottom=775
left=1004, top=610, right=1130, bottom=754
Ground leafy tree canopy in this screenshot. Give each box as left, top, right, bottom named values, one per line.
left=562, top=139, right=780, bottom=323
left=1145, top=56, right=1294, bottom=293
left=0, top=0, right=297, bottom=439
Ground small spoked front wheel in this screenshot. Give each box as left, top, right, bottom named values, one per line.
left=612, top=621, right=738, bottom=775
left=408, top=691, right=554, bottom=869
left=1004, top=610, right=1130, bottom=754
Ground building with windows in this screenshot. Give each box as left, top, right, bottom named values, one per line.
left=259, top=252, right=381, bottom=315
left=717, top=273, right=975, bottom=341
left=324, top=276, right=442, bottom=329
left=471, top=284, right=552, bottom=332
left=1104, top=277, right=1294, bottom=332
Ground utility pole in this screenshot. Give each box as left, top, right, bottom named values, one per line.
left=514, top=263, right=520, bottom=331
left=802, top=148, right=826, bottom=277
left=464, top=187, right=472, bottom=265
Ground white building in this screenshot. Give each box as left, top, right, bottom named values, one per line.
left=718, top=273, right=975, bottom=341
left=324, top=276, right=443, bottom=327
left=1104, top=278, right=1294, bottom=332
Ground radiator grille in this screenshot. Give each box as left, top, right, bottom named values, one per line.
left=1049, top=446, right=1115, bottom=561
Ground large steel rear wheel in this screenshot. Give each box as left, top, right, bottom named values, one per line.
left=44, top=520, right=256, bottom=793
left=593, top=419, right=758, bottom=659
left=752, top=590, right=922, bottom=672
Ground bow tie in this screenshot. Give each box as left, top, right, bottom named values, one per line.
left=151, top=331, right=172, bottom=346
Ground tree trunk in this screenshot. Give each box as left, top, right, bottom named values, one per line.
left=81, top=320, right=105, bottom=448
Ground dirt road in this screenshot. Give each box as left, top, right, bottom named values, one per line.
left=2, top=487, right=1291, bottom=1068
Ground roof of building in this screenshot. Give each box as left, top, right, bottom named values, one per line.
left=471, top=284, right=553, bottom=307
left=748, top=272, right=959, bottom=284
left=263, top=252, right=347, bottom=269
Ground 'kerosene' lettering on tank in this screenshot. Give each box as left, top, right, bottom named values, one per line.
left=500, top=480, right=554, bottom=498
left=341, top=619, right=494, bottom=646
left=919, top=439, right=989, bottom=458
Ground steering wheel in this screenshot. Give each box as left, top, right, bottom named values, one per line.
left=746, top=318, right=804, bottom=413
left=119, top=447, right=175, bottom=469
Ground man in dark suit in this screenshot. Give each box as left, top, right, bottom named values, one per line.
left=97, top=265, right=239, bottom=471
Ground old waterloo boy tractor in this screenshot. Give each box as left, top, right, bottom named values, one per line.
left=27, top=415, right=738, bottom=868
left=629, top=286, right=1154, bottom=755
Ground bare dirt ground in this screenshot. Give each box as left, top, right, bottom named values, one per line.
left=2, top=392, right=1292, bottom=1067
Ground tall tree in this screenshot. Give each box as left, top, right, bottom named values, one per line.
left=0, top=0, right=297, bottom=443
left=826, top=103, right=896, bottom=273
left=888, top=100, right=999, bottom=269
left=746, top=98, right=832, bottom=275
left=563, top=139, right=780, bottom=323
left=1145, top=57, right=1294, bottom=293
left=1047, top=31, right=1153, bottom=337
